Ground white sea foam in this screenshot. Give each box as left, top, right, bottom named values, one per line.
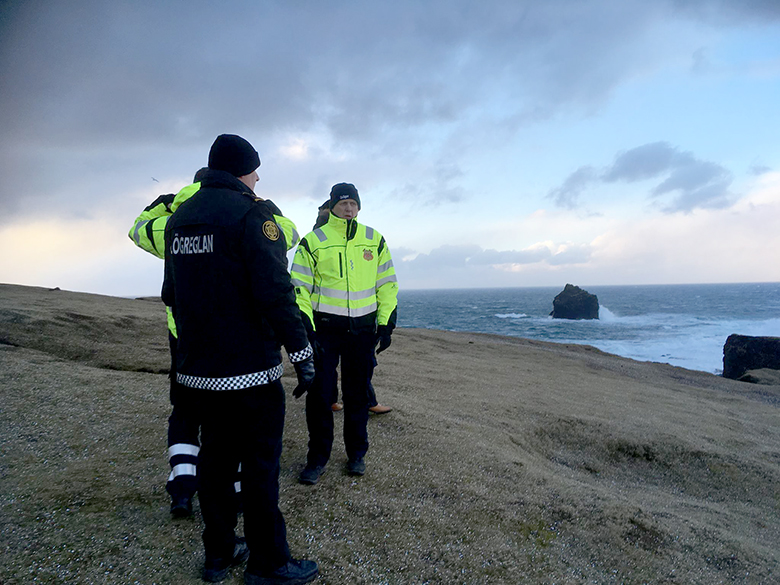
left=598, top=306, right=617, bottom=321
left=399, top=284, right=780, bottom=374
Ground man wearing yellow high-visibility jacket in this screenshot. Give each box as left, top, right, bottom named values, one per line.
left=129, top=170, right=300, bottom=517
left=292, top=183, right=398, bottom=483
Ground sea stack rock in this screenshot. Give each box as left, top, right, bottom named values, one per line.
left=550, top=284, right=599, bottom=320
left=722, top=334, right=780, bottom=380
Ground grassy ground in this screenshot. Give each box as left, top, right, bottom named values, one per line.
left=1, top=284, right=779, bottom=584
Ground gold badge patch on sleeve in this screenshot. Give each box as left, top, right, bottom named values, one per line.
left=262, top=221, right=280, bottom=241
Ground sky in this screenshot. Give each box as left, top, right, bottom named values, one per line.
left=1, top=0, right=779, bottom=296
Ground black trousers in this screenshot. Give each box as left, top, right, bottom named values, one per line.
left=306, top=329, right=374, bottom=467
left=167, top=334, right=242, bottom=502
left=328, top=353, right=379, bottom=408
left=166, top=333, right=200, bottom=500
left=195, top=380, right=291, bottom=573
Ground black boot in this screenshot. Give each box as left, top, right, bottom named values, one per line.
left=346, top=458, right=365, bottom=476
left=244, top=559, right=318, bottom=584
left=298, top=465, right=325, bottom=485
left=170, top=494, right=193, bottom=518
left=203, top=537, right=249, bottom=582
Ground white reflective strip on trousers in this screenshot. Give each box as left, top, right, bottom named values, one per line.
left=168, top=443, right=200, bottom=458
left=168, top=463, right=197, bottom=481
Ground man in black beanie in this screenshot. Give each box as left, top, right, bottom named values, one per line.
left=292, top=183, right=399, bottom=485
left=207, top=134, right=261, bottom=179
left=163, top=134, right=318, bottom=584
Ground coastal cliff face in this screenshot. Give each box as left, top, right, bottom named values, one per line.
left=1, top=283, right=779, bottom=584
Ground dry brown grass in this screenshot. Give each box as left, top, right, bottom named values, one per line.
left=1, top=283, right=779, bottom=584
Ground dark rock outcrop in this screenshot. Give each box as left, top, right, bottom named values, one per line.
left=722, top=334, right=780, bottom=380
left=550, top=284, right=599, bottom=320
left=737, top=368, right=780, bottom=386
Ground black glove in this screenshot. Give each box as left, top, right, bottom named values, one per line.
left=375, top=325, right=392, bottom=354
left=293, top=357, right=315, bottom=398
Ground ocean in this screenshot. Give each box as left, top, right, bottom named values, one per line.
left=396, top=282, right=780, bottom=374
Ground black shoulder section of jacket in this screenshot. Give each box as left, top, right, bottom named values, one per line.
left=240, top=201, right=309, bottom=354
left=254, top=199, right=284, bottom=219
left=144, top=193, right=175, bottom=212
left=198, top=169, right=256, bottom=194
left=298, top=237, right=312, bottom=256
left=262, top=198, right=283, bottom=216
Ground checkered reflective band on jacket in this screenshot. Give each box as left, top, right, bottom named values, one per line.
left=288, top=343, right=313, bottom=363
left=177, top=363, right=284, bottom=390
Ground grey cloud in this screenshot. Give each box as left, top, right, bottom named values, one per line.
left=660, top=179, right=732, bottom=213
left=749, top=164, right=772, bottom=175
left=670, top=0, right=780, bottom=23
left=398, top=243, right=582, bottom=274
left=547, top=166, right=598, bottom=209
left=388, top=161, right=467, bottom=206
left=389, top=247, right=417, bottom=259
left=547, top=245, right=593, bottom=266
left=0, top=1, right=312, bottom=146
left=651, top=159, right=730, bottom=196
left=0, top=0, right=758, bottom=148
left=550, top=142, right=734, bottom=213
left=422, top=245, right=483, bottom=267
left=1, top=0, right=774, bottom=221
left=467, top=248, right=552, bottom=265
left=602, top=142, right=685, bottom=182
left=399, top=245, right=482, bottom=273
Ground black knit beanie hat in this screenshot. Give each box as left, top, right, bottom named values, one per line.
left=328, top=183, right=361, bottom=210
left=208, top=134, right=261, bottom=178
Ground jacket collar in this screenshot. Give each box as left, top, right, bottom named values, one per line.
left=200, top=169, right=255, bottom=195
left=326, top=212, right=358, bottom=240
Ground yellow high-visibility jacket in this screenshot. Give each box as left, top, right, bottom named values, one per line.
left=291, top=212, right=398, bottom=333
left=129, top=182, right=300, bottom=335
left=129, top=184, right=201, bottom=260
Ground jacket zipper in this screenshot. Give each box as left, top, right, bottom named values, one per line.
left=344, top=221, right=351, bottom=324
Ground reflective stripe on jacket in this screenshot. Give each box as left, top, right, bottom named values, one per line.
left=291, top=212, right=398, bottom=332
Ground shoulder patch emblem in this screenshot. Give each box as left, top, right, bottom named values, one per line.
left=363, top=249, right=374, bottom=261
left=263, top=221, right=280, bottom=241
